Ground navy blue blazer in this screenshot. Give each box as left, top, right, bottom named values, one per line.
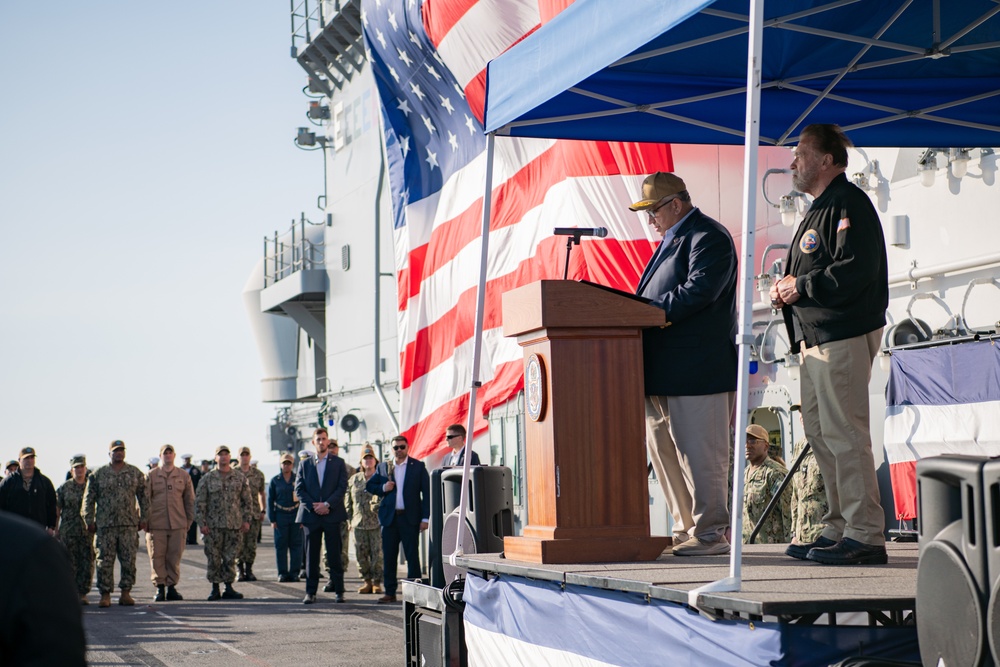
left=636, top=208, right=738, bottom=396
left=443, top=448, right=480, bottom=467
left=294, top=454, right=348, bottom=526
left=366, top=458, right=430, bottom=527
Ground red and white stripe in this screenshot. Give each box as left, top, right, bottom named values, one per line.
left=396, top=0, right=672, bottom=458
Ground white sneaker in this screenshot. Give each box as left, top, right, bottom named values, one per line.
left=670, top=533, right=690, bottom=547
left=672, top=535, right=730, bottom=556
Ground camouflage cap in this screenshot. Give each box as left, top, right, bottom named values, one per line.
left=238, top=446, right=251, bottom=456
left=109, top=439, right=125, bottom=452
left=201, top=460, right=212, bottom=466
left=18, top=447, right=36, bottom=460
left=70, top=454, right=86, bottom=467
left=215, top=445, right=231, bottom=456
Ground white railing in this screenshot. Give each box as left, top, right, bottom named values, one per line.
left=263, top=214, right=326, bottom=287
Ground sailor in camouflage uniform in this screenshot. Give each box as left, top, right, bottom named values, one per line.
left=195, top=445, right=253, bottom=601
left=235, top=446, right=266, bottom=582
left=346, top=443, right=383, bottom=594
left=84, top=439, right=149, bottom=608
left=741, top=425, right=792, bottom=544
left=788, top=436, right=828, bottom=545
left=327, top=439, right=356, bottom=582
left=58, top=454, right=95, bottom=604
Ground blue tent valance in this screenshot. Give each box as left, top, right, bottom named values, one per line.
left=484, top=0, right=1000, bottom=147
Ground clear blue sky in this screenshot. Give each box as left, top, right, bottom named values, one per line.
left=0, top=4, right=322, bottom=476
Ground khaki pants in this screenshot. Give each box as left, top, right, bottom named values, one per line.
left=800, top=329, right=885, bottom=546
left=646, top=392, right=734, bottom=541
left=146, top=528, right=186, bottom=586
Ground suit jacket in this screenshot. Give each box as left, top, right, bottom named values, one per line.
left=294, top=454, right=348, bottom=526
left=366, top=458, right=430, bottom=527
left=443, top=448, right=480, bottom=467
left=636, top=207, right=738, bottom=397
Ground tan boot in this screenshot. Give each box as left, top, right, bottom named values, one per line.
left=372, top=582, right=383, bottom=595
left=358, top=579, right=373, bottom=594
left=119, top=589, right=135, bottom=606
left=99, top=593, right=111, bottom=608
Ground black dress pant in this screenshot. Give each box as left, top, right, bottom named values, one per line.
left=303, top=520, right=343, bottom=596
left=382, top=513, right=421, bottom=597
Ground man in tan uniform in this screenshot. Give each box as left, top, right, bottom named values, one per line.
left=146, top=444, right=195, bottom=601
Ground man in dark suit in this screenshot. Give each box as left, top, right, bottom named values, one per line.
left=367, top=435, right=430, bottom=604
left=295, top=427, right=348, bottom=604
left=181, top=454, right=202, bottom=545
left=630, top=171, right=738, bottom=557
left=442, top=423, right=481, bottom=467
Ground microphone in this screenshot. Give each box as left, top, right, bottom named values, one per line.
left=553, top=227, right=608, bottom=238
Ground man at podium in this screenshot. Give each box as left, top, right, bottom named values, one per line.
left=629, top=172, right=739, bottom=557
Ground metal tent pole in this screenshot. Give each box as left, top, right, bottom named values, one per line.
left=451, top=132, right=497, bottom=564
left=688, top=0, right=764, bottom=611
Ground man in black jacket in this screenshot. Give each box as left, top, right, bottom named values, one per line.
left=0, top=447, right=58, bottom=534
left=368, top=435, right=430, bottom=604
left=772, top=123, right=888, bottom=566
left=630, top=172, right=738, bottom=557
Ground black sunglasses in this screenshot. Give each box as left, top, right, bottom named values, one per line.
left=445, top=434, right=462, bottom=440
left=392, top=444, right=407, bottom=451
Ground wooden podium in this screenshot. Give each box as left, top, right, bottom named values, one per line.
left=501, top=280, right=672, bottom=564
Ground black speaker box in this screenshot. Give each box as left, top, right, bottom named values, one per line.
left=982, top=459, right=1000, bottom=664
left=429, top=466, right=513, bottom=587
left=916, top=455, right=990, bottom=667
left=404, top=581, right=467, bottom=667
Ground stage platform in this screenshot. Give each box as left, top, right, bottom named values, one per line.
left=451, top=543, right=920, bottom=666
left=457, top=542, right=917, bottom=624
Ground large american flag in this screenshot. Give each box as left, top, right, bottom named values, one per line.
left=362, top=0, right=673, bottom=459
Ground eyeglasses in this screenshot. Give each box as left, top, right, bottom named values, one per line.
left=647, top=196, right=677, bottom=217
left=392, top=445, right=407, bottom=451
left=445, top=434, right=462, bottom=440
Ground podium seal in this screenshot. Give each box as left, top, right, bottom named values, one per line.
left=525, top=353, right=546, bottom=421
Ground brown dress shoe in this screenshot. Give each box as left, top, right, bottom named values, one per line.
left=99, top=593, right=112, bottom=608
left=376, top=595, right=398, bottom=604
left=119, top=589, right=135, bottom=606
left=358, top=579, right=374, bottom=594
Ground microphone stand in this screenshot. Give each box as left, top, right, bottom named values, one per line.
left=562, top=232, right=585, bottom=280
